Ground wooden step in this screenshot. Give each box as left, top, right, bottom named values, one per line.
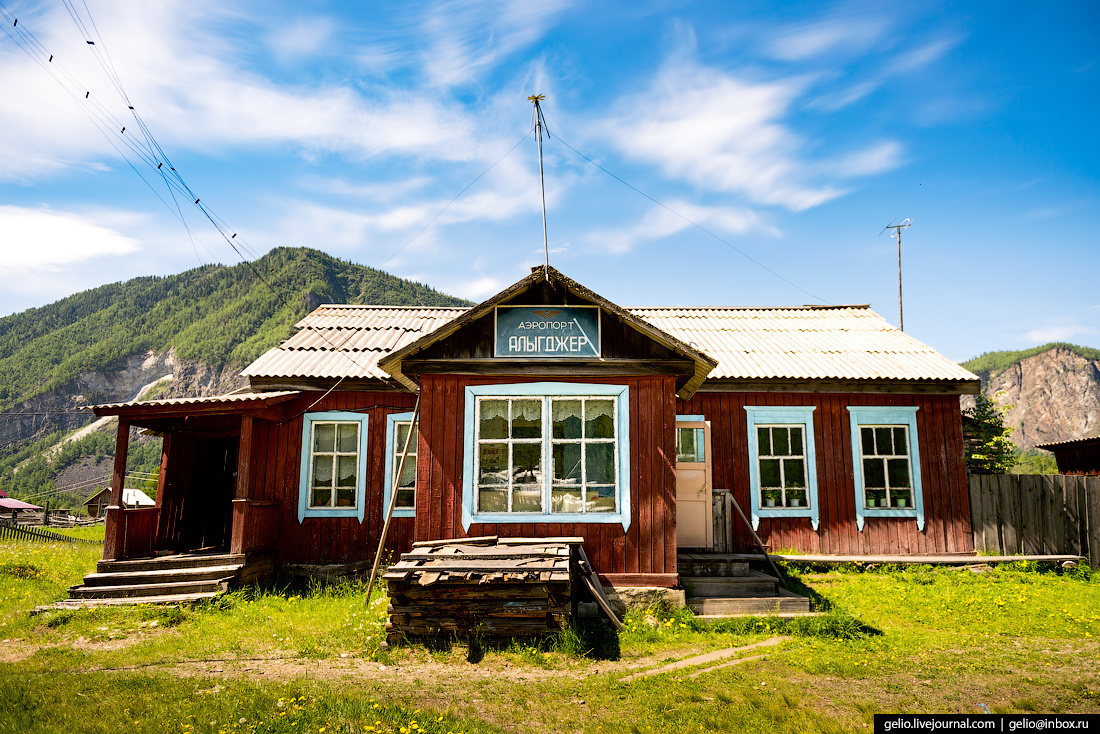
left=81, top=564, right=243, bottom=588
left=69, top=577, right=232, bottom=599
left=682, top=571, right=779, bottom=598
left=97, top=552, right=244, bottom=574
left=677, top=556, right=751, bottom=577
left=45, top=591, right=223, bottom=610
left=689, top=590, right=812, bottom=617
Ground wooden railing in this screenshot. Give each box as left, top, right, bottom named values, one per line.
left=120, top=507, right=159, bottom=560
left=232, top=499, right=281, bottom=554
left=969, top=474, right=1100, bottom=568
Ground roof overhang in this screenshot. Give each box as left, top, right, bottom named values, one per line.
left=378, top=265, right=717, bottom=400
left=86, top=390, right=300, bottom=422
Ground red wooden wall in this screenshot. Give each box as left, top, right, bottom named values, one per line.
left=244, top=391, right=417, bottom=565
left=677, top=391, right=973, bottom=555
left=415, top=374, right=680, bottom=584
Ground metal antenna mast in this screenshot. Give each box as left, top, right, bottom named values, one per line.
left=529, top=94, right=550, bottom=280
left=881, top=218, right=913, bottom=331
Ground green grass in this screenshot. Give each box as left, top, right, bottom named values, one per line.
left=1, top=542, right=1097, bottom=733
left=35, top=524, right=106, bottom=542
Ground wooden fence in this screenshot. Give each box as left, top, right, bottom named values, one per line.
left=969, top=474, right=1100, bottom=568
left=0, top=519, right=103, bottom=546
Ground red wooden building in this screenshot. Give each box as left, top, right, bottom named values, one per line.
left=90, top=266, right=981, bottom=588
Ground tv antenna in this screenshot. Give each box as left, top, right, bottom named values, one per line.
left=529, top=94, right=550, bottom=280
left=881, top=218, right=913, bottom=331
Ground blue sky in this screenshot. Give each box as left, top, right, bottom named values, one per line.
left=1, top=0, right=1097, bottom=362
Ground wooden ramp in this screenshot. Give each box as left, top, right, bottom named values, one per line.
left=383, top=536, right=616, bottom=643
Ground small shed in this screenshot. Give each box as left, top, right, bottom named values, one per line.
left=1035, top=436, right=1100, bottom=476
left=84, top=487, right=156, bottom=517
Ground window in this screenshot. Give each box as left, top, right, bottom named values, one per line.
left=298, top=411, right=369, bottom=522
left=461, top=382, right=630, bottom=531
left=383, top=412, right=418, bottom=518
left=847, top=406, right=924, bottom=531
left=744, top=406, right=819, bottom=531
left=676, top=416, right=706, bottom=462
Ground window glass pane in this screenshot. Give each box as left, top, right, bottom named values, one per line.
left=759, top=458, right=781, bottom=488
left=479, top=400, right=508, bottom=439
left=757, top=426, right=771, bottom=456
left=479, top=487, right=507, bottom=512
left=395, top=488, right=415, bottom=508
left=512, top=486, right=543, bottom=512
left=863, top=458, right=886, bottom=488
left=552, top=443, right=582, bottom=483
left=586, top=443, right=616, bottom=485
left=336, top=423, right=358, bottom=453
left=761, top=488, right=782, bottom=508
left=893, top=427, right=908, bottom=456
left=313, top=423, right=335, bottom=453
left=891, top=489, right=912, bottom=508
left=875, top=427, right=893, bottom=456
left=336, top=485, right=355, bottom=506
left=395, top=423, right=416, bottom=451
left=336, top=456, right=357, bottom=487
left=865, top=489, right=885, bottom=508
left=586, top=486, right=616, bottom=512
left=512, top=443, right=542, bottom=485
left=783, top=458, right=806, bottom=488
left=312, top=456, right=333, bottom=488
left=790, top=427, right=803, bottom=456
left=861, top=427, right=875, bottom=455
left=311, top=486, right=331, bottom=507
left=478, top=444, right=507, bottom=484
left=552, top=400, right=582, bottom=439
left=772, top=427, right=790, bottom=456
left=397, top=460, right=416, bottom=488
left=786, top=489, right=807, bottom=507
left=551, top=487, right=583, bottom=513
left=887, top=458, right=911, bottom=488
left=511, top=400, right=542, bottom=438
left=586, top=400, right=615, bottom=439
left=676, top=428, right=697, bottom=462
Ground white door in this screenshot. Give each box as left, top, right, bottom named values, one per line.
left=675, top=420, right=713, bottom=548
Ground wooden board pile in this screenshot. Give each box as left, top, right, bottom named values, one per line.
left=383, top=536, right=582, bottom=643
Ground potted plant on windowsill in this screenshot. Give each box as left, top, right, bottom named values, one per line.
left=763, top=490, right=781, bottom=508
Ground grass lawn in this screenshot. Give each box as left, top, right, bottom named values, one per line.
left=1, top=540, right=1097, bottom=734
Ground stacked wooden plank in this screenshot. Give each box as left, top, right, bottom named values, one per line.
left=383, top=536, right=581, bottom=643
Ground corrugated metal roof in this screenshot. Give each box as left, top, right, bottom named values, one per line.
left=240, top=304, right=978, bottom=384
left=87, top=390, right=300, bottom=411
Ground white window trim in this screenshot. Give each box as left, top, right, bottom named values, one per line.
left=847, top=406, right=924, bottom=532
left=461, top=382, right=630, bottom=531
left=744, top=406, right=819, bottom=531
left=297, top=411, right=369, bottom=523
left=383, top=412, right=417, bottom=518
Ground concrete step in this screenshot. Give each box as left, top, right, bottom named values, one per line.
left=69, top=577, right=232, bottom=599
left=688, top=590, right=812, bottom=617
left=682, top=571, right=779, bottom=598
left=81, top=564, right=243, bottom=588
left=97, top=552, right=244, bottom=574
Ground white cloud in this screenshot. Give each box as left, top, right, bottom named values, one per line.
left=596, top=60, right=845, bottom=211
left=266, top=17, right=336, bottom=64
left=588, top=202, right=771, bottom=255
left=830, top=141, right=904, bottom=177
left=765, top=16, right=888, bottom=61
left=1023, top=324, right=1100, bottom=343
left=0, top=205, right=142, bottom=272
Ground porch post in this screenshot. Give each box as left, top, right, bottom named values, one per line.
left=230, top=415, right=253, bottom=555
left=103, top=419, right=131, bottom=561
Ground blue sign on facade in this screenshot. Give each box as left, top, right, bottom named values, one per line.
left=495, top=306, right=601, bottom=358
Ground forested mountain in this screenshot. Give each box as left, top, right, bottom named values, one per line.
left=0, top=247, right=470, bottom=508
left=0, top=246, right=469, bottom=413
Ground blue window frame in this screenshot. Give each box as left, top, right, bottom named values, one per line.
left=383, top=412, right=417, bottom=518
left=847, top=406, right=924, bottom=531
left=461, top=382, right=630, bottom=532
left=298, top=411, right=369, bottom=522
left=744, top=406, right=819, bottom=531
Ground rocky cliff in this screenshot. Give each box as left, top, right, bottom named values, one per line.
left=967, top=347, right=1100, bottom=450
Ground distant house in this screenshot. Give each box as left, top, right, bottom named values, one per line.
left=88, top=266, right=980, bottom=588
left=84, top=487, right=156, bottom=517
left=1034, top=436, right=1100, bottom=476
